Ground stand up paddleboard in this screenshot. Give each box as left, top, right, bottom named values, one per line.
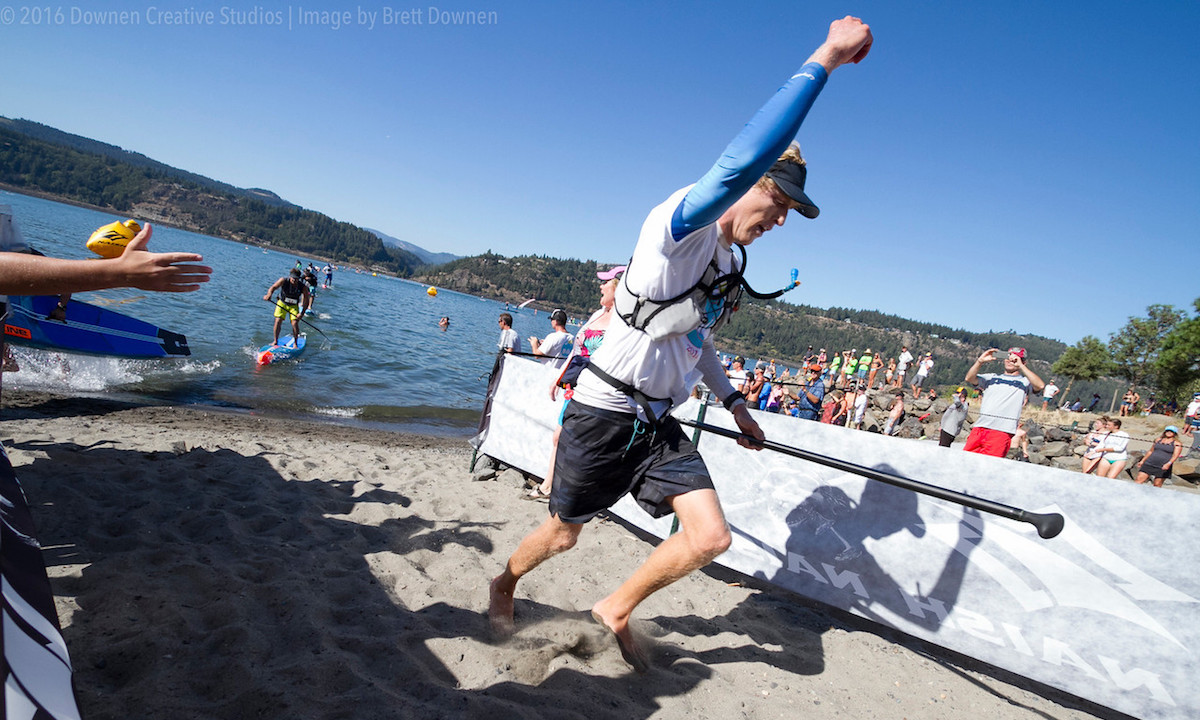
left=256, top=334, right=306, bottom=365
left=3, top=295, right=189, bottom=358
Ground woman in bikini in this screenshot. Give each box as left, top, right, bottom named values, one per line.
left=1096, top=418, right=1131, bottom=479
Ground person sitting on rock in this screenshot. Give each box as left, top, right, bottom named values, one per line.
left=883, top=394, right=906, bottom=436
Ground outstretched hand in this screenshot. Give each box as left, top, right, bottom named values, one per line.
left=115, top=223, right=213, bottom=292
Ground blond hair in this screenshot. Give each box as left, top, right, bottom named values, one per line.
left=755, top=141, right=807, bottom=195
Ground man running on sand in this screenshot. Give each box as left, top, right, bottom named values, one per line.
left=488, top=16, right=873, bottom=671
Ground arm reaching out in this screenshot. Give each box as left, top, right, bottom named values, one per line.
left=0, top=224, right=212, bottom=295
left=673, top=16, right=873, bottom=237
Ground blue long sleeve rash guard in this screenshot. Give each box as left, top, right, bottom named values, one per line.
left=671, top=62, right=828, bottom=241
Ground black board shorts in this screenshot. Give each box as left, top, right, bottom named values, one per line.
left=548, top=401, right=715, bottom=524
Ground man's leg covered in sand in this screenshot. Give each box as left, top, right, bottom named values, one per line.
left=488, top=514, right=583, bottom=637
left=490, top=488, right=729, bottom=670
left=590, top=488, right=730, bottom=670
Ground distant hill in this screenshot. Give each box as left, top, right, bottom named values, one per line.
left=366, top=228, right=458, bottom=266
left=0, top=117, right=424, bottom=274
left=413, top=251, right=620, bottom=313
left=0, top=117, right=294, bottom=207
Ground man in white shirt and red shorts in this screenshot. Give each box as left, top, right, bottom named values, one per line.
left=962, top=347, right=1045, bottom=458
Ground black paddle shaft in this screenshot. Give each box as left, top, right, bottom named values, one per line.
left=679, top=418, right=1065, bottom=539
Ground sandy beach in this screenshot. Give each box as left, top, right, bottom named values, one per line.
left=0, top=390, right=1117, bottom=720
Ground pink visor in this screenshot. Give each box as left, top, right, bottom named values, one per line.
left=597, top=265, right=627, bottom=281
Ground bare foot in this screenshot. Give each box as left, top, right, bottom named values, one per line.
left=488, top=576, right=515, bottom=639
left=590, top=606, right=648, bottom=672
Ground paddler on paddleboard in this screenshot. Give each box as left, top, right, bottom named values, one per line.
left=488, top=16, right=873, bottom=671
left=303, top=263, right=319, bottom=294
left=263, top=268, right=312, bottom=347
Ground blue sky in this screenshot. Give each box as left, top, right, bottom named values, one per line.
left=2, top=1, right=1197, bottom=345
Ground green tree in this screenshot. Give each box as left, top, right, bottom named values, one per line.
left=1108, top=304, right=1185, bottom=390
left=1154, top=298, right=1200, bottom=404
left=1051, top=335, right=1114, bottom=407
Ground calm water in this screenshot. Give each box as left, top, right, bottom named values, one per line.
left=1, top=191, right=556, bottom=435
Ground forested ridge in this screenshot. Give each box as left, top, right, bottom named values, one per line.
left=415, top=252, right=608, bottom=312
left=0, top=118, right=423, bottom=273
left=409, top=252, right=1135, bottom=399
left=0, top=117, right=292, bottom=206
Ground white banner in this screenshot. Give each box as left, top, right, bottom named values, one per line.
left=476, top=355, right=1199, bottom=720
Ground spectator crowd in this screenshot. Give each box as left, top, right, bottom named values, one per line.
left=715, top=345, right=1199, bottom=482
